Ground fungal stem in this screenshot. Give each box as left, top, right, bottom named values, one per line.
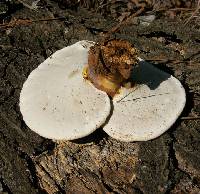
left=85, top=40, right=139, bottom=97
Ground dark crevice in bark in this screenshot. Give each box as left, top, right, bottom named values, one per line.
left=139, top=31, right=182, bottom=44
left=71, top=128, right=109, bottom=145
left=86, top=26, right=105, bottom=35
left=185, top=50, right=200, bottom=62
left=133, top=186, right=144, bottom=194
left=165, top=118, right=195, bottom=194
left=0, top=87, right=15, bottom=106
left=98, top=170, right=117, bottom=193
left=0, top=129, right=47, bottom=194
left=0, top=178, right=12, bottom=194
left=2, top=61, right=8, bottom=79
left=8, top=35, right=16, bottom=47
left=165, top=131, right=183, bottom=194
left=33, top=139, right=55, bottom=156
left=180, top=80, right=194, bottom=117
left=38, top=164, right=66, bottom=194
left=37, top=38, right=48, bottom=59
left=1, top=136, right=45, bottom=193
left=17, top=148, right=44, bottom=191
left=101, top=181, right=117, bottom=194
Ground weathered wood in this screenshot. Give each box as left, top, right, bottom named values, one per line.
left=0, top=1, right=200, bottom=193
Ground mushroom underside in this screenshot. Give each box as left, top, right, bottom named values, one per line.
left=19, top=40, right=186, bottom=142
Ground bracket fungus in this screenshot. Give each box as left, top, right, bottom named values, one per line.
left=20, top=41, right=111, bottom=140
left=20, top=40, right=186, bottom=142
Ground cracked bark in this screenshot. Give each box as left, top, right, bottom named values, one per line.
left=0, top=1, right=200, bottom=194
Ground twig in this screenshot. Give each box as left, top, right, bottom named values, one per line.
left=168, top=8, right=195, bottom=11
left=101, top=4, right=144, bottom=43
left=0, top=17, right=67, bottom=29
left=95, top=2, right=111, bottom=13
left=156, top=7, right=195, bottom=12
left=184, top=0, right=200, bottom=24
left=17, top=0, right=40, bottom=10
left=180, top=116, right=200, bottom=120
left=145, top=57, right=199, bottom=65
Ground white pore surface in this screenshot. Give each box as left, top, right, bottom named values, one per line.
left=103, top=59, right=186, bottom=142
left=20, top=41, right=111, bottom=140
